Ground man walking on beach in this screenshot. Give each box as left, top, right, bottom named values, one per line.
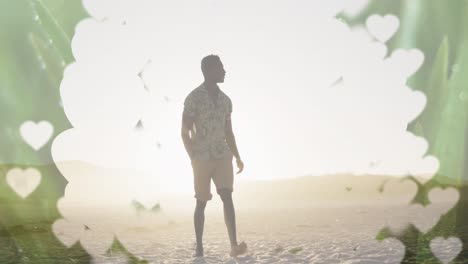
left=181, top=55, right=247, bottom=257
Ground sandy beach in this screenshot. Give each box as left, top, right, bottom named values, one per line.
left=52, top=201, right=456, bottom=264
left=3, top=174, right=460, bottom=263
left=116, top=206, right=406, bottom=264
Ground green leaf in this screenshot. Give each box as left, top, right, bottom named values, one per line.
left=394, top=0, right=425, bottom=49
left=409, top=37, right=449, bottom=141
left=28, top=0, right=74, bottom=63
left=431, top=39, right=468, bottom=183
left=27, top=31, right=65, bottom=86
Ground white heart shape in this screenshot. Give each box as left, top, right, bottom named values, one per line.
left=372, top=178, right=418, bottom=234
left=6, top=168, right=42, bottom=199
left=56, top=197, right=92, bottom=225
left=372, top=42, right=388, bottom=60
left=20, top=121, right=54, bottom=151
left=428, top=187, right=460, bottom=205
left=410, top=187, right=459, bottom=233
left=80, top=228, right=115, bottom=257
left=52, top=218, right=85, bottom=248
left=60, top=63, right=145, bottom=130
left=375, top=238, right=406, bottom=263
left=430, top=237, right=463, bottom=264
left=115, top=222, right=166, bottom=261
left=409, top=204, right=441, bottom=233
left=390, top=49, right=425, bottom=77
left=72, top=19, right=149, bottom=74
left=351, top=26, right=375, bottom=43
left=366, top=14, right=400, bottom=43
left=342, top=0, right=370, bottom=17
left=405, top=90, right=427, bottom=124
left=81, top=0, right=128, bottom=21
left=408, top=156, right=439, bottom=184
left=378, top=177, right=418, bottom=204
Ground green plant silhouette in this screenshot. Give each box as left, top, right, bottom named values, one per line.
left=2, top=0, right=468, bottom=263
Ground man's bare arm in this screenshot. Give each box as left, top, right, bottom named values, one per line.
left=225, top=115, right=244, bottom=174
left=181, top=113, right=195, bottom=160
left=225, top=116, right=241, bottom=161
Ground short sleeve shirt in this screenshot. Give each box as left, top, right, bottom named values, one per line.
left=183, top=83, right=233, bottom=160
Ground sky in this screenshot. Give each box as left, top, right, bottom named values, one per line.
left=49, top=0, right=439, bottom=202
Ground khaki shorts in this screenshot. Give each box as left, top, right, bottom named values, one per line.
left=191, top=153, right=234, bottom=201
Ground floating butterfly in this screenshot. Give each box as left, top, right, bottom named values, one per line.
left=134, top=120, right=144, bottom=131
left=378, top=179, right=390, bottom=193
left=369, top=160, right=381, bottom=168
left=329, top=76, right=343, bottom=88
left=138, top=60, right=152, bottom=92
left=131, top=200, right=161, bottom=214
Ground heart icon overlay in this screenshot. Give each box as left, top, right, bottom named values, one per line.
left=409, top=187, right=459, bottom=234
left=366, top=14, right=400, bottom=43
left=20, top=120, right=54, bottom=151
left=430, top=237, right=463, bottom=264
left=6, top=168, right=42, bottom=199
left=52, top=218, right=86, bottom=248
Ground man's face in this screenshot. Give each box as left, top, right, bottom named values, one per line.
left=209, top=60, right=226, bottom=83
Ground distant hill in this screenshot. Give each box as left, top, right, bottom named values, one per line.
left=233, top=174, right=461, bottom=209
left=1, top=160, right=463, bottom=222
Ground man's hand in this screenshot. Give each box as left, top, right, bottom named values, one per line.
left=189, top=151, right=195, bottom=162
left=236, top=159, right=244, bottom=174
left=182, top=113, right=195, bottom=162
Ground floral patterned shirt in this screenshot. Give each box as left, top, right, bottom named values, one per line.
left=183, top=83, right=233, bottom=160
